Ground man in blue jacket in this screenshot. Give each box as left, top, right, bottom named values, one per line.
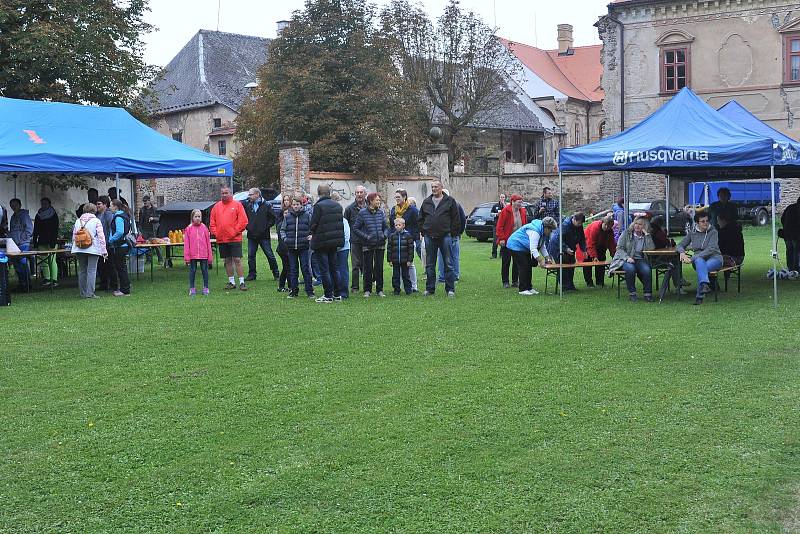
left=8, top=198, right=32, bottom=291
left=548, top=212, right=587, bottom=292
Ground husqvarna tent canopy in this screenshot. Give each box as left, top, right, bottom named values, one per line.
left=717, top=100, right=800, bottom=167
left=558, top=88, right=776, bottom=175
left=0, top=97, right=232, bottom=177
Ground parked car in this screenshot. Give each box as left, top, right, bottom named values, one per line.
left=465, top=202, right=536, bottom=242
left=629, top=200, right=690, bottom=235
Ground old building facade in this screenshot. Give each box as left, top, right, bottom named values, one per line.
left=143, top=30, right=269, bottom=206
left=599, top=0, right=800, bottom=210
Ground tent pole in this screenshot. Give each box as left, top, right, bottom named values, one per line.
left=115, top=173, right=120, bottom=204
left=624, top=172, right=630, bottom=227
left=559, top=171, right=563, bottom=301
left=665, top=174, right=670, bottom=235
left=771, top=165, right=778, bottom=308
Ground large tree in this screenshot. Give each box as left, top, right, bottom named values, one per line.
left=381, top=0, right=521, bottom=168
left=0, top=0, right=157, bottom=190
left=235, top=0, right=428, bottom=185
left=0, top=0, right=157, bottom=110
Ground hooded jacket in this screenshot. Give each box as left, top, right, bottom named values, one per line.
left=184, top=221, right=213, bottom=262
left=390, top=203, right=420, bottom=238
left=495, top=203, right=528, bottom=243
left=210, top=198, right=248, bottom=243
left=9, top=208, right=33, bottom=247
left=280, top=208, right=312, bottom=251
left=613, top=227, right=655, bottom=263
left=71, top=213, right=107, bottom=256
left=310, top=196, right=345, bottom=250
left=354, top=207, right=389, bottom=250
left=386, top=229, right=415, bottom=265
left=506, top=220, right=551, bottom=259
left=32, top=205, right=59, bottom=246
left=548, top=216, right=587, bottom=256
left=584, top=220, right=616, bottom=258
left=677, top=225, right=722, bottom=263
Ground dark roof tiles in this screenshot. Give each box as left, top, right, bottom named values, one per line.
left=148, top=30, right=269, bottom=115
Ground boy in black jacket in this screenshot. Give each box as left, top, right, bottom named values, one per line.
left=386, top=218, right=415, bottom=295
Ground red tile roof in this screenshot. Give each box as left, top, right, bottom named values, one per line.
left=500, top=37, right=604, bottom=103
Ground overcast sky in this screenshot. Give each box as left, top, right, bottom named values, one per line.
left=143, top=0, right=608, bottom=67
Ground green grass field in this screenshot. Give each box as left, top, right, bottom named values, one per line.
left=2, top=226, right=799, bottom=532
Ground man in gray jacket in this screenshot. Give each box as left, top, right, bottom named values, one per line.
left=678, top=211, right=722, bottom=305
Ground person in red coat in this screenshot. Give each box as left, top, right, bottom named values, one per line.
left=210, top=186, right=249, bottom=291
left=495, top=194, right=527, bottom=288
left=582, top=214, right=616, bottom=287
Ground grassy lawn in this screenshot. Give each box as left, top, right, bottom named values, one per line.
left=2, top=226, right=799, bottom=532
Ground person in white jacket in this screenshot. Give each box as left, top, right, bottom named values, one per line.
left=71, top=203, right=107, bottom=299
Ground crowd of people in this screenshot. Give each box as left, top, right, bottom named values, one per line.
left=490, top=186, right=750, bottom=305
left=1, top=183, right=793, bottom=305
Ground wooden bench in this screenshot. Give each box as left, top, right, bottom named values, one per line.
left=708, top=262, right=742, bottom=302
left=543, top=261, right=609, bottom=294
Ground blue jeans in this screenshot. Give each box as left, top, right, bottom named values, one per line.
left=622, top=259, right=652, bottom=295
left=437, top=235, right=460, bottom=281
left=426, top=235, right=454, bottom=293
left=12, top=242, right=30, bottom=289
left=316, top=247, right=340, bottom=298
left=692, top=256, right=723, bottom=298
left=336, top=250, right=349, bottom=298
left=188, top=259, right=209, bottom=289
left=247, top=237, right=279, bottom=278
left=288, top=248, right=313, bottom=296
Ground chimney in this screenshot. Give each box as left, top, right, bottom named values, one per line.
left=557, top=24, right=573, bottom=55
left=277, top=20, right=290, bottom=35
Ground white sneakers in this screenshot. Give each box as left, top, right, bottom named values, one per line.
left=518, top=289, right=539, bottom=296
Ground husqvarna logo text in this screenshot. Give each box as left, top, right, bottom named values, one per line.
left=612, top=149, right=709, bottom=166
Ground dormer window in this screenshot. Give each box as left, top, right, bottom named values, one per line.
left=213, top=118, right=222, bottom=128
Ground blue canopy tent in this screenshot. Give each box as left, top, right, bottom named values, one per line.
left=558, top=88, right=788, bottom=305
left=717, top=100, right=800, bottom=168
left=0, top=97, right=233, bottom=202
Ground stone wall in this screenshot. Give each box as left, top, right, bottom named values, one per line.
left=500, top=172, right=608, bottom=214
left=135, top=176, right=230, bottom=209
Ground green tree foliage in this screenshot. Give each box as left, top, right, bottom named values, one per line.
left=0, top=0, right=157, bottom=109
left=381, top=0, right=520, bottom=168
left=235, top=0, right=428, bottom=185
left=0, top=0, right=158, bottom=190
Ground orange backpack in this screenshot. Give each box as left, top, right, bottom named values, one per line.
left=74, top=221, right=93, bottom=249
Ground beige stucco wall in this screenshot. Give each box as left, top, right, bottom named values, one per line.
left=1, top=174, right=134, bottom=229
left=600, top=0, right=800, bottom=210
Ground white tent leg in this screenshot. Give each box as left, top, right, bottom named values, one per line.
left=771, top=166, right=778, bottom=308
left=115, top=173, right=120, bottom=203
left=559, top=171, right=563, bottom=301
left=665, top=174, right=670, bottom=235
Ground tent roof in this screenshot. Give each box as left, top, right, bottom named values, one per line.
left=0, top=97, right=233, bottom=177
left=717, top=100, right=800, bottom=166
left=558, top=88, right=776, bottom=176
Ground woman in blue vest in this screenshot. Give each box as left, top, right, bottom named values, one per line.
left=506, top=216, right=557, bottom=295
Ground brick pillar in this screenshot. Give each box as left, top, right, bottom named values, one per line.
left=425, top=144, right=449, bottom=184
left=278, top=141, right=310, bottom=195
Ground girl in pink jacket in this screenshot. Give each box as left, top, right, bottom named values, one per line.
left=184, top=209, right=213, bottom=296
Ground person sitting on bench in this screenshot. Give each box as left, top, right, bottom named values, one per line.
left=612, top=217, right=655, bottom=302
left=678, top=212, right=723, bottom=306
left=650, top=216, right=685, bottom=295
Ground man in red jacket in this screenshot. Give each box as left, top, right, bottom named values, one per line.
left=210, top=186, right=249, bottom=291
left=582, top=214, right=616, bottom=287
left=495, top=194, right=527, bottom=288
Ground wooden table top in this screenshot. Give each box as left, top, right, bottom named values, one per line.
left=545, top=261, right=610, bottom=269
left=644, top=249, right=679, bottom=256
left=6, top=248, right=69, bottom=257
